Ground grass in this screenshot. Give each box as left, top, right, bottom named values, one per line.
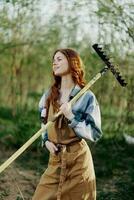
left=0, top=106, right=40, bottom=149
left=92, top=138, right=134, bottom=200
left=0, top=189, right=10, bottom=200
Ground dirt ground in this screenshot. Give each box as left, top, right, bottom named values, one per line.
left=0, top=165, right=38, bottom=200
left=0, top=148, right=41, bottom=200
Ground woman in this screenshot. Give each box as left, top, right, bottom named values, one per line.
left=32, top=48, right=102, bottom=200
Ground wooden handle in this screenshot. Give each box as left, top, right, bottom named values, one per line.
left=0, top=71, right=102, bottom=174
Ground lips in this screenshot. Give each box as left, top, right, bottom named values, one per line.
left=54, top=66, right=60, bottom=71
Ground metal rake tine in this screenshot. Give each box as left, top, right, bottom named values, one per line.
left=106, top=60, right=112, bottom=65
left=117, top=74, right=127, bottom=86
left=101, top=53, right=109, bottom=61
left=97, top=47, right=103, bottom=52
left=93, top=44, right=110, bottom=61
left=92, top=43, right=127, bottom=87
left=122, top=80, right=127, bottom=87
left=110, top=64, right=127, bottom=87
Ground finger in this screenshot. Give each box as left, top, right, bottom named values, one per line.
left=50, top=149, right=55, bottom=154
left=52, top=144, right=58, bottom=151
left=50, top=142, right=58, bottom=151
left=60, top=104, right=65, bottom=111
left=60, top=103, right=68, bottom=109
left=51, top=149, right=55, bottom=154
left=60, top=105, right=69, bottom=113
left=49, top=145, right=55, bottom=154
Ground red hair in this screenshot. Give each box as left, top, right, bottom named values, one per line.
left=45, top=48, right=86, bottom=115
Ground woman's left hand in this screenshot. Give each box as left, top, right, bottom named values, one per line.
left=60, top=102, right=74, bottom=120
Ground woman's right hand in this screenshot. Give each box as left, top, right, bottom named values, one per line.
left=45, top=141, right=58, bottom=154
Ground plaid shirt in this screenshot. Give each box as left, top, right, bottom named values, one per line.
left=39, top=85, right=102, bottom=145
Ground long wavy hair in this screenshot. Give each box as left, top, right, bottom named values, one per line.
left=45, top=48, right=86, bottom=116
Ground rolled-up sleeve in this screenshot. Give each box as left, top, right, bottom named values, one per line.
left=68, top=92, right=102, bottom=142
left=39, top=91, right=49, bottom=146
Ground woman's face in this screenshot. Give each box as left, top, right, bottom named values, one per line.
left=53, top=51, right=70, bottom=76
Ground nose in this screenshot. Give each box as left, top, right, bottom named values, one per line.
left=52, top=61, right=57, bottom=70
left=53, top=62, right=57, bottom=69
left=53, top=59, right=57, bottom=65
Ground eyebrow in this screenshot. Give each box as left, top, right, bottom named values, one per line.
left=53, top=56, right=62, bottom=61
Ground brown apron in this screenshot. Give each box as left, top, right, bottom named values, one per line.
left=32, top=103, right=96, bottom=200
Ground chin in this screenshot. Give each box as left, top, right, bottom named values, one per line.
left=53, top=70, right=69, bottom=77
left=54, top=71, right=61, bottom=76
left=53, top=72, right=62, bottom=77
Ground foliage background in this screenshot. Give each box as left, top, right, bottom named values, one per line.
left=0, top=0, right=134, bottom=199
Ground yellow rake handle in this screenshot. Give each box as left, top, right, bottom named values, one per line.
left=0, top=72, right=102, bottom=174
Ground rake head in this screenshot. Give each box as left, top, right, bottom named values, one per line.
left=92, top=44, right=127, bottom=87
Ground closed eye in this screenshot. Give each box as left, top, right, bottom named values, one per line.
left=53, top=56, right=62, bottom=63
left=58, top=58, right=62, bottom=61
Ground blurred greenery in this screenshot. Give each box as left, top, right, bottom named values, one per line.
left=0, top=0, right=133, bottom=199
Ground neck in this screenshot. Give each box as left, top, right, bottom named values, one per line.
left=60, top=74, right=75, bottom=91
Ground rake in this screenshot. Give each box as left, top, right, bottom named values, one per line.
left=0, top=44, right=127, bottom=174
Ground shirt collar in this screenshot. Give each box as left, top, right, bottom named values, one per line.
left=69, top=84, right=81, bottom=99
